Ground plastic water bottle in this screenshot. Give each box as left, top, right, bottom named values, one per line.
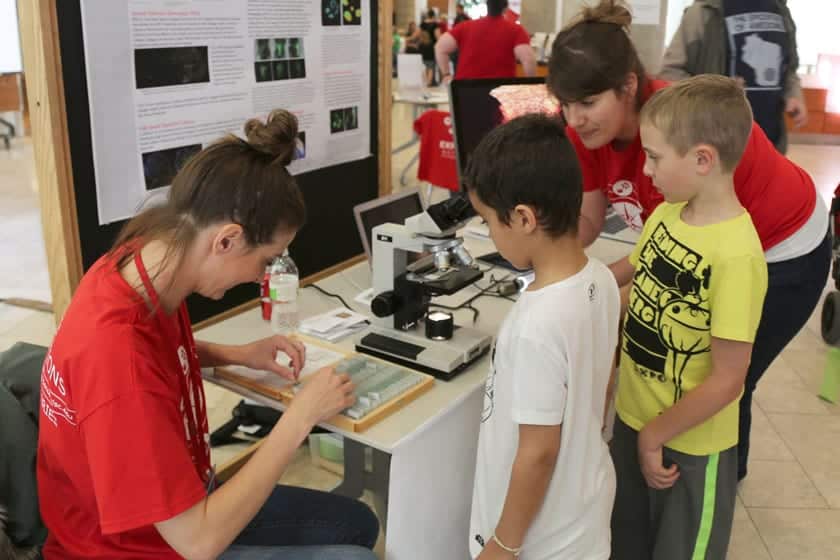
left=269, top=250, right=299, bottom=335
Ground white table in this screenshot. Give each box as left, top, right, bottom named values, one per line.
left=199, top=230, right=632, bottom=559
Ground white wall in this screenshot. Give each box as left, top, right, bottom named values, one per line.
left=0, top=0, right=22, bottom=73
left=664, top=0, right=693, bottom=48
left=787, top=0, right=840, bottom=69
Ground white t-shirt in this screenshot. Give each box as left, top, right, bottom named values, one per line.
left=469, top=258, right=619, bottom=560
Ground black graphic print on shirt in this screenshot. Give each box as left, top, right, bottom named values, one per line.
left=623, top=222, right=712, bottom=403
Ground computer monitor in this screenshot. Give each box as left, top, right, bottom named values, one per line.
left=352, top=188, right=425, bottom=262
left=448, top=77, right=561, bottom=182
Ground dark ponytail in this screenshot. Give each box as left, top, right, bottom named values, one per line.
left=111, top=109, right=306, bottom=271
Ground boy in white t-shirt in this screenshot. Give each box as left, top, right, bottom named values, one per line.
left=464, top=114, right=620, bottom=560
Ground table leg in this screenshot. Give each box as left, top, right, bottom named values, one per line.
left=392, top=136, right=418, bottom=155
left=399, top=152, right=419, bottom=186
left=332, top=438, right=392, bottom=533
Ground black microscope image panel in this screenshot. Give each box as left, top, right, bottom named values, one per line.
left=255, top=61, right=273, bottom=82
left=322, top=0, right=341, bottom=25
left=290, top=59, right=306, bottom=79
left=273, top=61, right=290, bottom=80
left=330, top=109, right=345, bottom=133
left=342, top=0, right=362, bottom=24
left=273, top=38, right=287, bottom=59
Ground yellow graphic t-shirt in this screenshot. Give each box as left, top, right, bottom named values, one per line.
left=617, top=202, right=768, bottom=455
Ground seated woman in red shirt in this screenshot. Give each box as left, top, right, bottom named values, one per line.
left=37, top=109, right=379, bottom=560
left=547, top=0, right=829, bottom=484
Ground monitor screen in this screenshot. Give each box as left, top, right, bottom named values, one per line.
left=353, top=189, right=424, bottom=260
left=449, top=77, right=562, bottom=181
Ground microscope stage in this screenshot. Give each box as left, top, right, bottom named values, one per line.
left=355, top=324, right=492, bottom=381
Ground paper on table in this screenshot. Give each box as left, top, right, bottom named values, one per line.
left=224, top=342, right=346, bottom=390
left=819, top=347, right=840, bottom=403
left=354, top=288, right=374, bottom=308
left=301, top=308, right=368, bottom=334
left=278, top=343, right=346, bottom=377
left=301, top=322, right=367, bottom=342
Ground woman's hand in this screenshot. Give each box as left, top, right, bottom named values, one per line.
left=288, top=367, right=356, bottom=427
left=237, top=335, right=306, bottom=381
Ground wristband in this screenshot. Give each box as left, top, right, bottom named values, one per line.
left=492, top=533, right=521, bottom=557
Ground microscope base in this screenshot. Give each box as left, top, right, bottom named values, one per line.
left=355, top=324, right=492, bottom=381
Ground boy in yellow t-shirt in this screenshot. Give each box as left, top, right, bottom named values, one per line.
left=609, top=75, right=768, bottom=560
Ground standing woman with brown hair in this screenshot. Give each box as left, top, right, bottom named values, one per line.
left=36, top=110, right=379, bottom=560
left=547, top=0, right=828, bottom=550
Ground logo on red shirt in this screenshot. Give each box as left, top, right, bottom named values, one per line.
left=610, top=180, right=644, bottom=232
left=40, top=351, right=77, bottom=427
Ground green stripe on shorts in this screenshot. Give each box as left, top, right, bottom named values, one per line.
left=691, top=452, right=720, bottom=560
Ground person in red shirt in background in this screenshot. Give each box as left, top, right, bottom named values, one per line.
left=548, top=0, right=829, bottom=485
left=434, top=0, right=536, bottom=81
left=37, top=109, right=379, bottom=560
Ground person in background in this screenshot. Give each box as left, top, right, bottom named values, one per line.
left=611, top=74, right=767, bottom=559
left=465, top=114, right=619, bottom=560
left=420, top=9, right=441, bottom=85
left=439, top=12, right=450, bottom=35
left=659, top=0, right=807, bottom=154
left=404, top=21, right=422, bottom=54
left=454, top=3, right=471, bottom=26
left=448, top=4, right=472, bottom=74
left=435, top=0, right=536, bottom=81
left=392, top=28, right=402, bottom=77
left=37, top=109, right=379, bottom=560
left=547, top=0, right=829, bottom=483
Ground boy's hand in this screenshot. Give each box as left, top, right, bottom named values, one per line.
left=638, top=427, right=679, bottom=489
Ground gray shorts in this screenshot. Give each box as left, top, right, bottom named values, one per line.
left=609, top=418, right=737, bottom=560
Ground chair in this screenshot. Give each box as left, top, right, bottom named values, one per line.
left=0, top=74, right=22, bottom=150
left=0, top=343, right=47, bottom=557
left=412, top=109, right=459, bottom=203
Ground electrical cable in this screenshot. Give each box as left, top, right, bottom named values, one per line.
left=305, top=283, right=354, bottom=311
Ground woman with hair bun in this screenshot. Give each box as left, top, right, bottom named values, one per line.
left=548, top=0, right=827, bottom=491
left=37, top=110, right=379, bottom=560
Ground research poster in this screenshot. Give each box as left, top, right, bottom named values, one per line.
left=81, top=0, right=372, bottom=225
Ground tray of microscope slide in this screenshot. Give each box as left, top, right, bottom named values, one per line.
left=214, top=339, right=435, bottom=432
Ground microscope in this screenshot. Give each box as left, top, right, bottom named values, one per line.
left=355, top=194, right=493, bottom=381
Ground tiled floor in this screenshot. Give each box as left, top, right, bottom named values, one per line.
left=3, top=104, right=840, bottom=558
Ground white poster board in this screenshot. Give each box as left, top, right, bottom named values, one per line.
left=630, top=0, right=661, bottom=25
left=0, top=0, right=22, bottom=73
left=80, top=0, right=372, bottom=225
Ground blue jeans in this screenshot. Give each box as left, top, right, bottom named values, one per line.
left=219, top=485, right=379, bottom=560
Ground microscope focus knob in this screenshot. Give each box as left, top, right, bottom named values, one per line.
left=371, top=291, right=397, bottom=317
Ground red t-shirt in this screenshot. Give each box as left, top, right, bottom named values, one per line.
left=567, top=79, right=816, bottom=250
left=414, top=109, right=459, bottom=192
left=450, top=16, right=530, bottom=79
left=38, top=249, right=210, bottom=559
